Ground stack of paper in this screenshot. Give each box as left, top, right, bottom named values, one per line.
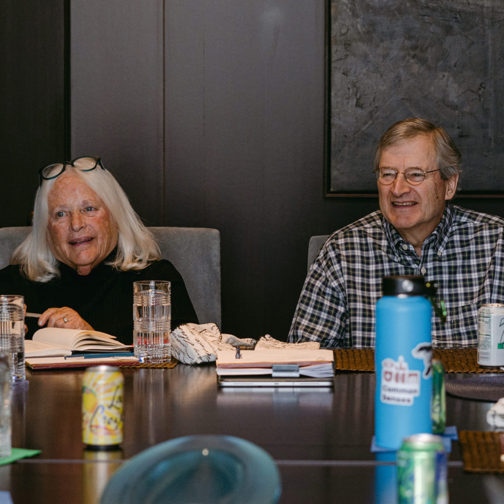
left=216, top=349, right=334, bottom=378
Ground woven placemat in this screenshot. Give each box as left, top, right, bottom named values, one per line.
left=334, top=348, right=375, bottom=372
left=333, top=348, right=504, bottom=374
left=459, top=430, right=504, bottom=473
left=435, top=348, right=504, bottom=374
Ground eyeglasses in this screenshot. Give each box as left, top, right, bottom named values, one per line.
left=376, top=167, right=441, bottom=186
left=38, top=156, right=104, bottom=184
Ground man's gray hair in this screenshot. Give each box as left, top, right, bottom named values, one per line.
left=12, top=165, right=161, bottom=282
left=374, top=118, right=462, bottom=180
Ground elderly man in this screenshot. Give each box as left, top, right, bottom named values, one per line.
left=288, top=118, right=504, bottom=348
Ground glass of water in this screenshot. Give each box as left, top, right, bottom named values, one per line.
left=0, top=295, right=25, bottom=382
left=133, top=281, right=171, bottom=363
left=0, top=354, right=11, bottom=457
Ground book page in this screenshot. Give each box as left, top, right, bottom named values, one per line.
left=32, top=328, right=128, bottom=351
left=32, top=328, right=83, bottom=349
left=25, top=339, right=72, bottom=358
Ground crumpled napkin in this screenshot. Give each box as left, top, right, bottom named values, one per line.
left=171, top=323, right=320, bottom=365
left=254, top=334, right=320, bottom=351
left=487, top=398, right=504, bottom=428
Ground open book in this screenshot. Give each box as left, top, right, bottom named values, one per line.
left=25, top=327, right=132, bottom=358
left=216, top=349, right=335, bottom=378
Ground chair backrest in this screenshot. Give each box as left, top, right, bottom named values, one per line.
left=149, top=227, right=221, bottom=327
left=0, top=226, right=221, bottom=328
left=307, top=234, right=329, bottom=271
left=0, top=227, right=31, bottom=269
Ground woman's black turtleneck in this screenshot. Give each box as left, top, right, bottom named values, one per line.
left=0, top=259, right=198, bottom=345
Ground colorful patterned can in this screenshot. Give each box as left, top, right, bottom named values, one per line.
left=397, top=433, right=448, bottom=504
left=477, top=304, right=504, bottom=367
left=82, top=366, right=123, bottom=449
left=431, top=360, right=446, bottom=435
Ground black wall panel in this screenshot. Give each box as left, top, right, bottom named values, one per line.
left=0, top=0, right=67, bottom=225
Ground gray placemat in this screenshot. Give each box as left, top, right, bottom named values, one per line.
left=446, top=374, right=504, bottom=402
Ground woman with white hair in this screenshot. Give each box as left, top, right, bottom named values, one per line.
left=0, top=156, right=197, bottom=344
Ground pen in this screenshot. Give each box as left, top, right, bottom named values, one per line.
left=64, top=352, right=135, bottom=359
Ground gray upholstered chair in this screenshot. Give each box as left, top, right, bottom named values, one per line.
left=0, top=226, right=221, bottom=328
left=307, top=234, right=329, bottom=271
left=149, top=227, right=221, bottom=327
left=0, top=227, right=30, bottom=270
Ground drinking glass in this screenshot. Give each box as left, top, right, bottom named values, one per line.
left=0, top=354, right=11, bottom=457
left=133, top=281, right=171, bottom=363
left=0, top=295, right=25, bottom=382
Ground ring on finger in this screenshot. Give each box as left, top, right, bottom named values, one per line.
left=63, top=317, right=69, bottom=323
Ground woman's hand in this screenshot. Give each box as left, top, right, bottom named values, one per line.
left=38, top=307, right=94, bottom=331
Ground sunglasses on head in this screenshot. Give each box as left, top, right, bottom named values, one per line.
left=38, top=156, right=105, bottom=185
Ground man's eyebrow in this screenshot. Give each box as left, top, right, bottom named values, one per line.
left=378, top=165, right=424, bottom=170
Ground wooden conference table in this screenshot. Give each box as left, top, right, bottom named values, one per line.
left=2, top=361, right=503, bottom=503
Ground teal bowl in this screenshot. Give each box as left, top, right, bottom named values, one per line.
left=100, top=435, right=282, bottom=504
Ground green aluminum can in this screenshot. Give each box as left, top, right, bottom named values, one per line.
left=431, top=359, right=446, bottom=435
left=397, top=433, right=448, bottom=504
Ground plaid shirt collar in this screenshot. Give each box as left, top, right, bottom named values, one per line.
left=382, top=204, right=455, bottom=259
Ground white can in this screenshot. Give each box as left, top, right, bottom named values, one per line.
left=477, top=304, right=504, bottom=367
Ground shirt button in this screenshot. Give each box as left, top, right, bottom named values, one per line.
left=437, top=251, right=443, bottom=257
left=421, top=267, right=427, bottom=275
left=402, top=244, right=408, bottom=251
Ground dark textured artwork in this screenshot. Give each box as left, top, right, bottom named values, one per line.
left=328, top=0, right=504, bottom=195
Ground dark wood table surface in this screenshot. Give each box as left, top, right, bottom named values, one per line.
left=3, top=365, right=503, bottom=503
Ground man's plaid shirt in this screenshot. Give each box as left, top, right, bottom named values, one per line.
left=288, top=205, right=504, bottom=348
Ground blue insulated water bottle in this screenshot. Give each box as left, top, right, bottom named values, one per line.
left=375, top=276, right=433, bottom=450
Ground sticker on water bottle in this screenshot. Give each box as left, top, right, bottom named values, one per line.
left=380, top=342, right=432, bottom=406
left=411, top=342, right=433, bottom=378
left=380, top=357, right=420, bottom=406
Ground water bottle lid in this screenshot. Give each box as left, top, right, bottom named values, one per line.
left=382, top=275, right=427, bottom=296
